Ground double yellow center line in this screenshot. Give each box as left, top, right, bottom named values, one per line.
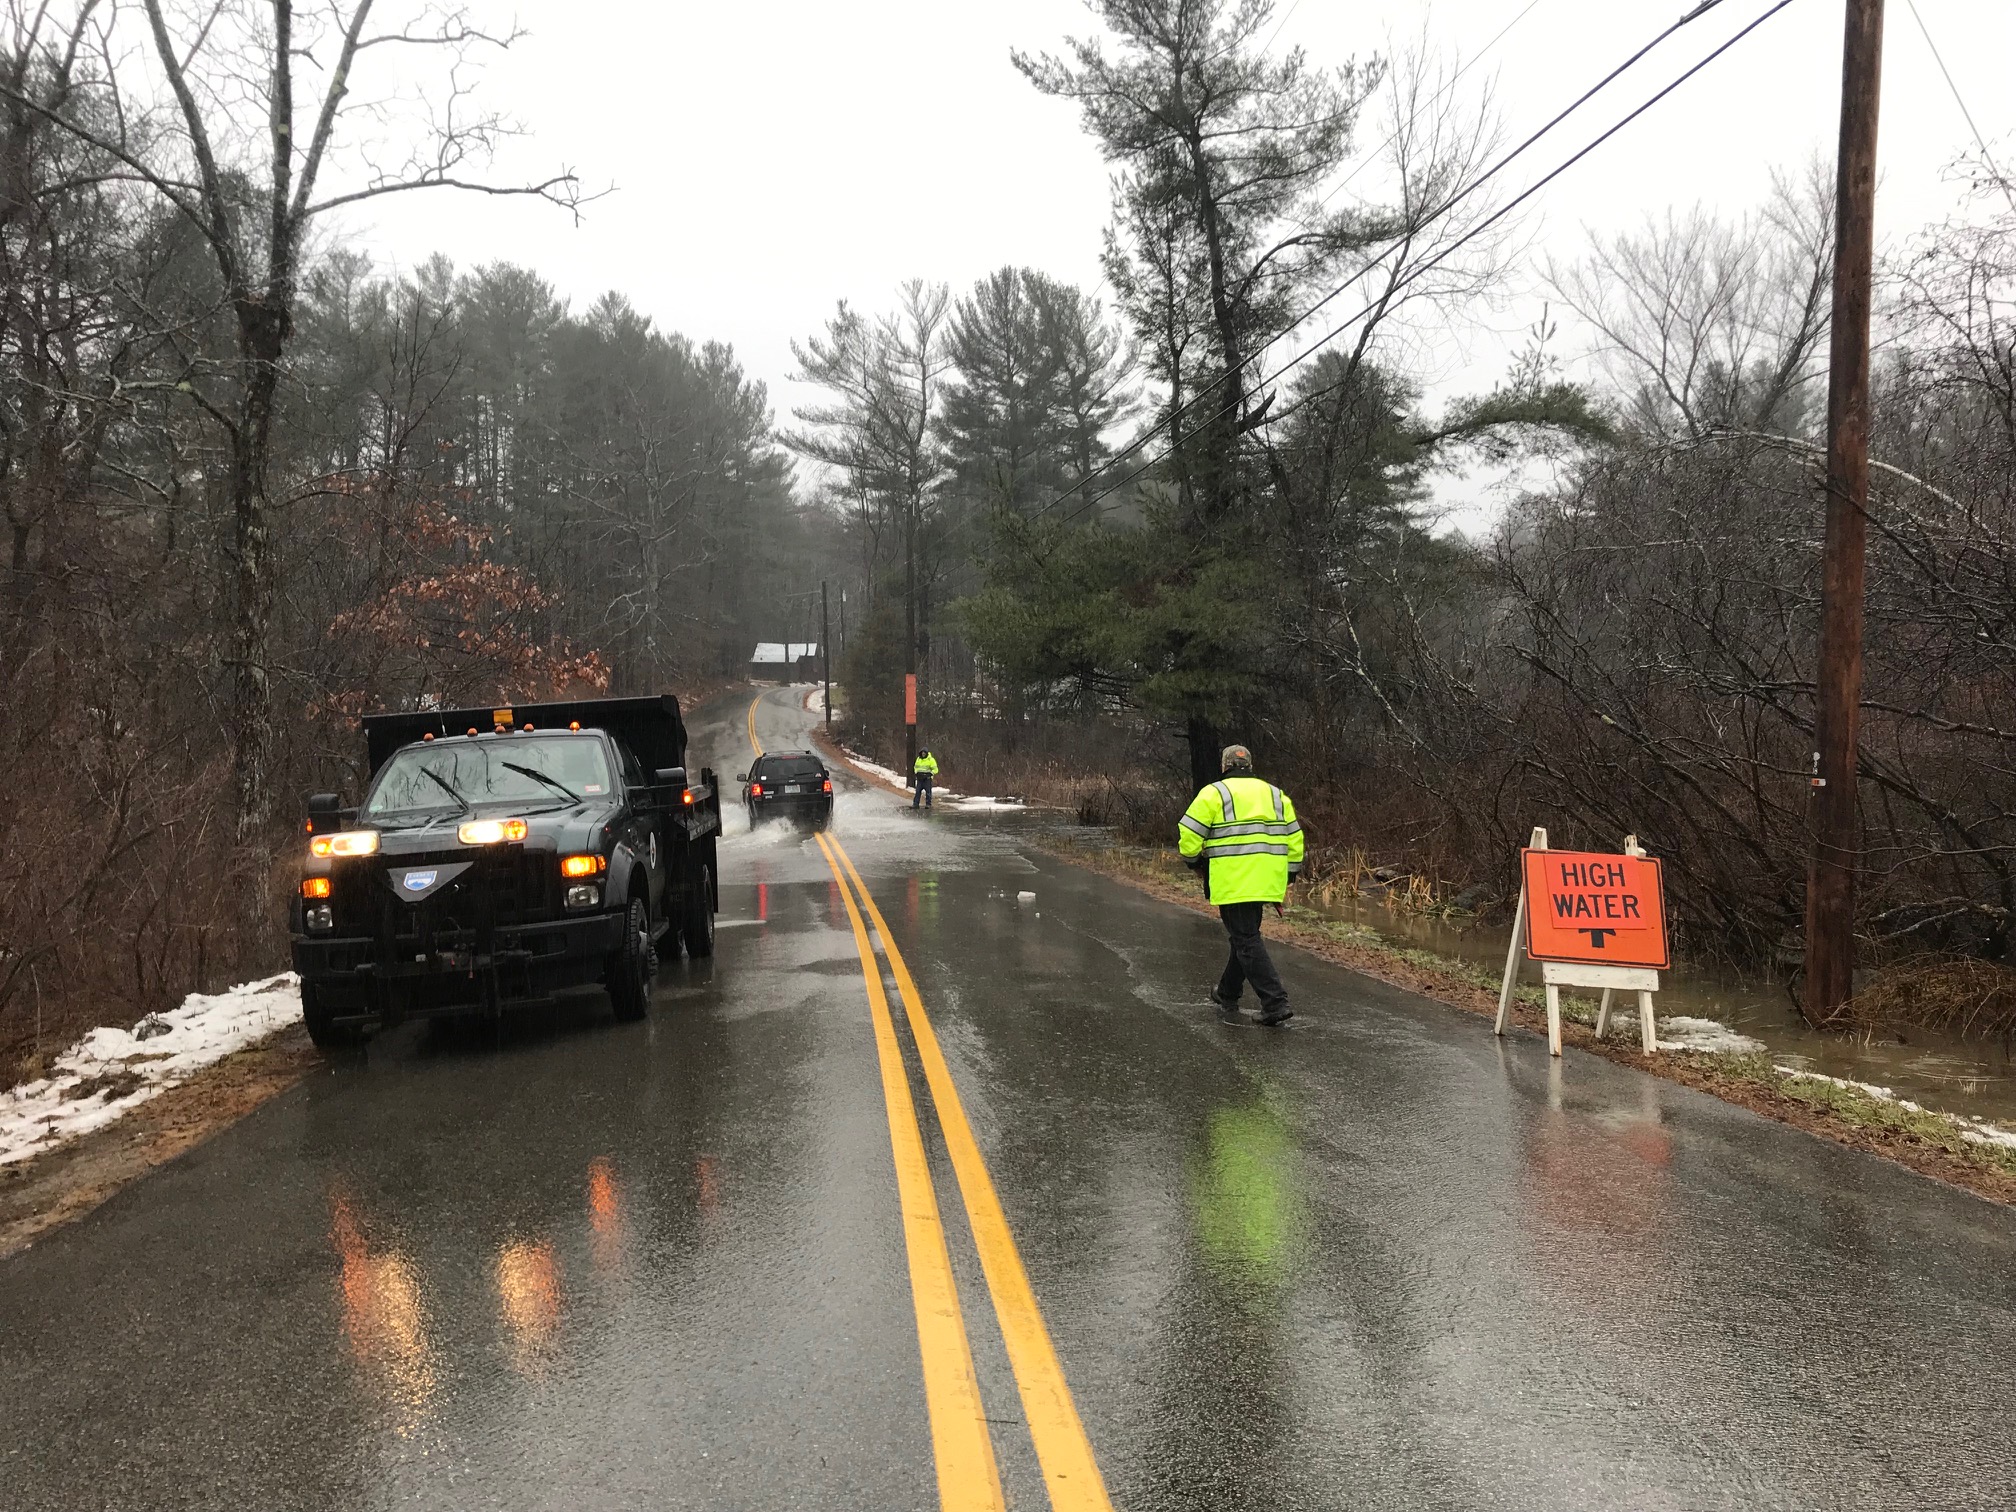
left=817, top=835, right=1111, bottom=1511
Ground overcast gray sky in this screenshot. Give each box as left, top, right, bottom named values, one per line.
left=351, top=0, right=2016, bottom=520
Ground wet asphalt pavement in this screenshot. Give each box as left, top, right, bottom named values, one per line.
left=4, top=685, right=2016, bottom=1510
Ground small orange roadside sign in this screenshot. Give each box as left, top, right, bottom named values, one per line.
left=1521, top=848, right=1669, bottom=969
left=904, top=673, right=917, bottom=726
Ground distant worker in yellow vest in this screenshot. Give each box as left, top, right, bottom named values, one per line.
left=1178, top=745, right=1304, bottom=1026
left=911, top=749, right=939, bottom=810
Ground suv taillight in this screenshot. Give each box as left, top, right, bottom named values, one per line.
left=750, top=782, right=764, bottom=797
left=822, top=778, right=833, bottom=793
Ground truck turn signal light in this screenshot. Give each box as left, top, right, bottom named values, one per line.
left=560, top=854, right=607, bottom=879
left=301, top=877, right=332, bottom=899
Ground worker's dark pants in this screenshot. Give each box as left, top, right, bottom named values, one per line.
left=1215, top=903, right=1289, bottom=1014
left=912, top=774, right=933, bottom=809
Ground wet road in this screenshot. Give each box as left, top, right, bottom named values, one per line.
left=4, top=684, right=2016, bottom=1510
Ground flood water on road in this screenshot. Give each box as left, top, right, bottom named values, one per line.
left=1022, top=824, right=2016, bottom=1127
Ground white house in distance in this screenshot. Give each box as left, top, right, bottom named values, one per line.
left=748, top=642, right=821, bottom=681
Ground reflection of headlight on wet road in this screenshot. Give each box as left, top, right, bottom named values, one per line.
left=329, top=1193, right=436, bottom=1434
left=496, top=1238, right=562, bottom=1373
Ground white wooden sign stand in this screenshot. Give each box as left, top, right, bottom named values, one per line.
left=1494, top=828, right=1661, bottom=1058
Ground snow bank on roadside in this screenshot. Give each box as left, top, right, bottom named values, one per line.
left=1771, top=1063, right=2016, bottom=1152
left=0, top=975, right=301, bottom=1166
left=1657, top=1016, right=1769, bottom=1055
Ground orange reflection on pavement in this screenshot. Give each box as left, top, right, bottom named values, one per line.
left=496, top=1238, right=563, bottom=1375
left=329, top=1191, right=437, bottom=1435
left=696, top=1154, right=720, bottom=1219
left=758, top=881, right=769, bottom=922
left=588, top=1155, right=627, bottom=1271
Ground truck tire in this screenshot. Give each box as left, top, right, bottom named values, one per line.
left=301, top=981, right=365, bottom=1051
left=607, top=896, right=654, bottom=1022
left=681, top=859, right=715, bottom=959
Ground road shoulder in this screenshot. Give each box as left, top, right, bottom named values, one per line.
left=1034, top=833, right=2016, bottom=1209
left=0, top=1028, right=317, bottom=1259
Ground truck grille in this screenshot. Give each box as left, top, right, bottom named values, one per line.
left=329, top=845, right=556, bottom=945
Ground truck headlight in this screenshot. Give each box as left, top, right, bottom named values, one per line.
left=565, top=884, right=602, bottom=910
left=310, top=830, right=378, bottom=858
left=458, top=817, right=529, bottom=845
left=305, top=903, right=335, bottom=932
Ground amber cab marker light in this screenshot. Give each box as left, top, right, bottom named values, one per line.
left=569, top=721, right=581, bottom=731
left=522, top=723, right=535, bottom=732
left=301, top=877, right=332, bottom=899
left=423, top=732, right=435, bottom=741
left=458, top=817, right=529, bottom=845
left=560, top=854, right=607, bottom=879
left=310, top=830, right=379, bottom=858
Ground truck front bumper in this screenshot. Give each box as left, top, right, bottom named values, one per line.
left=291, top=911, right=627, bottom=1021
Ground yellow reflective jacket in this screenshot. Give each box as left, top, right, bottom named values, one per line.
left=913, top=753, right=939, bottom=776
left=1178, top=776, right=1305, bottom=904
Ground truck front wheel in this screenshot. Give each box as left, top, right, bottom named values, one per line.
left=301, top=981, right=365, bottom=1051
left=681, top=860, right=715, bottom=959
left=607, top=896, right=654, bottom=1021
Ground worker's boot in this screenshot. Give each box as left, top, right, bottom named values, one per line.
left=1257, top=1004, right=1295, bottom=1027
left=1211, top=993, right=1244, bottom=1023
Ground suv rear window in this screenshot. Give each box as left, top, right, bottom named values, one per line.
left=759, top=755, right=824, bottom=781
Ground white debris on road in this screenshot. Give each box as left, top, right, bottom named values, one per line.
left=948, top=796, right=1029, bottom=811
left=0, top=974, right=302, bottom=1166
left=1017, top=891, right=1037, bottom=903
left=1656, top=1016, right=1769, bottom=1054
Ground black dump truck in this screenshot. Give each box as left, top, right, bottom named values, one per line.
left=290, top=695, right=722, bottom=1049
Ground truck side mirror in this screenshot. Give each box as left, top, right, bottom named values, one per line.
left=305, top=793, right=341, bottom=835
left=654, top=767, right=687, bottom=788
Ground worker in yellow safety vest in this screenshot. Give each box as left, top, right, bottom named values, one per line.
left=911, top=749, right=939, bottom=810
left=1178, top=744, right=1304, bottom=1026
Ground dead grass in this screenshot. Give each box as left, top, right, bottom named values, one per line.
left=1841, top=956, right=2016, bottom=1041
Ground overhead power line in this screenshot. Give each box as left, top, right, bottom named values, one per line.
left=1036, top=0, right=1748, bottom=525
left=1050, top=0, right=1801, bottom=528
left=1903, top=0, right=2016, bottom=218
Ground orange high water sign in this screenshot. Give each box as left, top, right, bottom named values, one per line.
left=1520, top=849, right=1669, bottom=969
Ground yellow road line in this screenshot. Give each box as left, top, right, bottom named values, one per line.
left=827, top=838, right=1114, bottom=1512
left=746, top=692, right=764, bottom=757
left=814, top=832, right=1005, bottom=1512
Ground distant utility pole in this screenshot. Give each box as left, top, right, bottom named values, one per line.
left=1805, top=0, right=1886, bottom=1024
left=821, top=580, right=833, bottom=732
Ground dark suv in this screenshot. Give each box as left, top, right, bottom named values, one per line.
left=741, top=751, right=834, bottom=828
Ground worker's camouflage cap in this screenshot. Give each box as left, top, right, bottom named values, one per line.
left=1220, top=744, right=1253, bottom=772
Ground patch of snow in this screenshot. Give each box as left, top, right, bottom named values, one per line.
left=0, top=974, right=301, bottom=1166
left=948, top=796, right=1028, bottom=811
left=1960, top=1119, right=2016, bottom=1151
left=835, top=746, right=964, bottom=801
left=1017, top=891, right=1037, bottom=903
left=1655, top=1016, right=1768, bottom=1055
left=804, top=686, right=829, bottom=717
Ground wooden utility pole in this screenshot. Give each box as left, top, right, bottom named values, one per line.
left=1804, top=0, right=1886, bottom=1023
left=821, top=580, right=833, bottom=732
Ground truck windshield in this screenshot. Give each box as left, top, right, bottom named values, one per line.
left=365, top=736, right=615, bottom=819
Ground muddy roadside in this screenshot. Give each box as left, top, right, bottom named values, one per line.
left=0, top=1029, right=317, bottom=1260
left=1033, top=835, right=2016, bottom=1209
